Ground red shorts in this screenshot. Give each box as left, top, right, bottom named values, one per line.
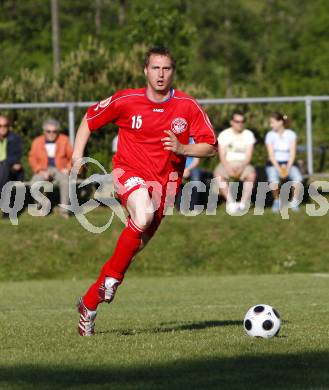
left=113, top=168, right=172, bottom=238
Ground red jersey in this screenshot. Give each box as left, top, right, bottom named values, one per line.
left=86, top=87, right=216, bottom=185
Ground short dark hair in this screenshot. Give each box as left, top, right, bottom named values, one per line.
left=231, top=110, right=245, bottom=120
left=144, top=46, right=176, bottom=70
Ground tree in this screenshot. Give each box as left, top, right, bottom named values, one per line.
left=51, top=0, right=61, bottom=75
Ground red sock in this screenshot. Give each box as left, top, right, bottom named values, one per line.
left=83, top=219, right=144, bottom=310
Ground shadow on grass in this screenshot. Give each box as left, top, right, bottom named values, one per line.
left=1, top=351, right=328, bottom=389
left=99, top=319, right=242, bottom=336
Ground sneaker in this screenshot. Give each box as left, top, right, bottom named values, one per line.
left=77, top=297, right=97, bottom=336
left=98, top=277, right=120, bottom=304
left=226, top=202, right=239, bottom=215
left=238, top=202, right=248, bottom=212
left=271, top=199, right=280, bottom=213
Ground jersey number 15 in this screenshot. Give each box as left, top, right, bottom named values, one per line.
left=131, top=115, right=142, bottom=129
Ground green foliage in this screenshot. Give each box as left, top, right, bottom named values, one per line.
left=55, top=38, right=146, bottom=101
left=1, top=0, right=329, bottom=174
left=0, top=0, right=52, bottom=76
left=1, top=0, right=328, bottom=97
left=124, top=0, right=197, bottom=78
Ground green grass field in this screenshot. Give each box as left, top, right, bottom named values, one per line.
left=1, top=206, right=329, bottom=281
left=1, top=209, right=329, bottom=389
left=1, top=275, right=329, bottom=389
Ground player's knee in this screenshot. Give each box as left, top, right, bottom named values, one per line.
left=132, top=212, right=154, bottom=231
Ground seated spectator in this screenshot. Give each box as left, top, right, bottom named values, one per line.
left=0, top=115, right=24, bottom=194
left=265, top=112, right=303, bottom=212
left=29, top=118, right=73, bottom=217
left=213, top=110, right=256, bottom=214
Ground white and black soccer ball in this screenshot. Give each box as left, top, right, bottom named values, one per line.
left=243, top=304, right=282, bottom=339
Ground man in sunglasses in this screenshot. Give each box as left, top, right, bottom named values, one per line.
left=29, top=118, right=73, bottom=217
left=0, top=115, right=24, bottom=198
left=214, top=110, right=256, bottom=214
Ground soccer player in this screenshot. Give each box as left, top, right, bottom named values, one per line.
left=73, top=47, right=217, bottom=336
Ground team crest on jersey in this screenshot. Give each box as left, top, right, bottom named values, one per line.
left=171, top=117, right=188, bottom=134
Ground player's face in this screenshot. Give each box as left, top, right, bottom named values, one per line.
left=230, top=115, right=245, bottom=132
left=144, top=54, right=174, bottom=95
left=44, top=124, right=59, bottom=141
left=0, top=116, right=9, bottom=138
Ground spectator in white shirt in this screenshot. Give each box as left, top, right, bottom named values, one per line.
left=214, top=110, right=256, bottom=214
left=265, top=112, right=303, bottom=212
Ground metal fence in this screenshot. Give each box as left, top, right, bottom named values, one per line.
left=1, top=95, right=329, bottom=175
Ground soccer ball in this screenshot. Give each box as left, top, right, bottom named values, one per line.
left=243, top=304, right=282, bottom=339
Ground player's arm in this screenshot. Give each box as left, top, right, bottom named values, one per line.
left=72, top=93, right=120, bottom=167
left=161, top=130, right=216, bottom=157
left=72, top=114, right=91, bottom=164
left=180, top=141, right=216, bottom=157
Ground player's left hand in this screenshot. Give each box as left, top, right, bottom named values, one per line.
left=161, top=130, right=184, bottom=155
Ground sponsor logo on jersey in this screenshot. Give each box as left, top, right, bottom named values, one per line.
left=153, top=108, right=164, bottom=112
left=171, top=117, right=188, bottom=134
left=94, top=96, right=112, bottom=111
left=124, top=177, right=146, bottom=191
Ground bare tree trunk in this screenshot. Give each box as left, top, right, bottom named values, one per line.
left=118, top=0, right=126, bottom=26
left=95, top=0, right=101, bottom=36
left=51, top=0, right=60, bottom=76
left=224, top=0, right=232, bottom=96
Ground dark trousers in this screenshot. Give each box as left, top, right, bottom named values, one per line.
left=0, top=161, right=10, bottom=195
left=0, top=162, right=25, bottom=218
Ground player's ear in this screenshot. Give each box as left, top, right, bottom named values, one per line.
left=143, top=67, right=147, bottom=77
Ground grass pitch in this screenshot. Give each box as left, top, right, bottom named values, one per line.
left=1, top=274, right=329, bottom=389
left=1, top=206, right=329, bottom=281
